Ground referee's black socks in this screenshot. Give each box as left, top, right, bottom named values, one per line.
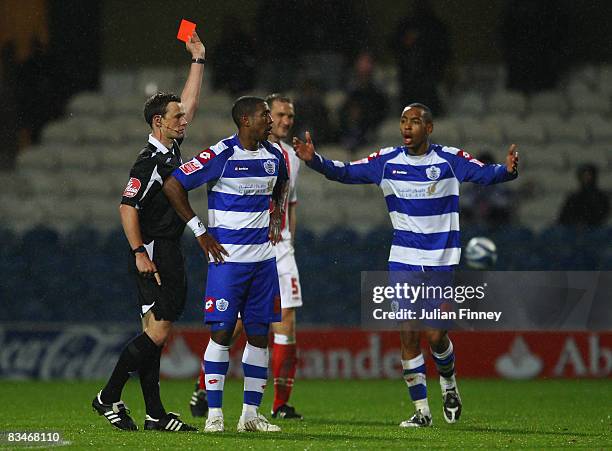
left=139, top=346, right=166, bottom=419
left=101, top=332, right=160, bottom=404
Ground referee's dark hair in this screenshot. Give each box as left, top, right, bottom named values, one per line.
left=231, top=96, right=266, bottom=128
left=406, top=102, right=433, bottom=124
left=144, top=92, right=182, bottom=127
left=265, top=93, right=293, bottom=108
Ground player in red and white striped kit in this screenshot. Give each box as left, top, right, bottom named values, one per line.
left=189, top=94, right=304, bottom=420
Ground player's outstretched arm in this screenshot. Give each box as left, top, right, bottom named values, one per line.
left=449, top=144, right=519, bottom=185
left=163, top=176, right=228, bottom=263
left=294, top=131, right=381, bottom=185
left=181, top=31, right=206, bottom=123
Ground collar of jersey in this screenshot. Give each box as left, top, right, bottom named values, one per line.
left=148, top=134, right=172, bottom=154
left=231, top=134, right=266, bottom=153
left=402, top=142, right=435, bottom=157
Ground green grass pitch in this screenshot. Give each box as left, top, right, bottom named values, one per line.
left=0, top=379, right=610, bottom=449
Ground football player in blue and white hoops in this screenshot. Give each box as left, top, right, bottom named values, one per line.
left=293, top=103, right=519, bottom=428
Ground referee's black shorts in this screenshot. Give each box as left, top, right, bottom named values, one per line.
left=130, top=238, right=187, bottom=322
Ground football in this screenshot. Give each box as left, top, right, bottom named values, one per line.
left=465, top=236, right=498, bottom=269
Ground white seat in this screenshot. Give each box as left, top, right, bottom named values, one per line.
left=57, top=146, right=101, bottom=171
left=430, top=119, right=461, bottom=145
left=529, top=92, right=568, bottom=114
left=521, top=145, right=566, bottom=171
left=459, top=117, right=504, bottom=145
left=110, top=95, right=148, bottom=116
left=502, top=119, right=546, bottom=145
left=41, top=119, right=81, bottom=145
left=587, top=116, right=612, bottom=144
left=545, top=118, right=589, bottom=144
left=19, top=168, right=73, bottom=197
left=453, top=92, right=485, bottom=116
left=17, top=146, right=60, bottom=171
left=570, top=92, right=610, bottom=115
left=67, top=92, right=108, bottom=117
left=324, top=90, right=347, bottom=116
left=136, top=68, right=180, bottom=96
left=488, top=91, right=527, bottom=115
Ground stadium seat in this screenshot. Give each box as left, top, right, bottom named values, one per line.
left=545, top=119, right=589, bottom=144
left=522, top=145, right=566, bottom=171
left=565, top=146, right=610, bottom=169
left=17, top=146, right=61, bottom=171
left=430, top=119, right=462, bottom=144
left=587, top=116, right=612, bottom=144
left=324, top=90, right=347, bottom=116
left=136, top=68, right=181, bottom=96
left=488, top=91, right=527, bottom=115
left=570, top=92, right=610, bottom=115
left=57, top=146, right=102, bottom=171
left=459, top=117, right=504, bottom=145
left=67, top=91, right=108, bottom=117
left=529, top=92, right=568, bottom=114
left=41, top=119, right=81, bottom=145
left=453, top=92, right=486, bottom=117
left=502, top=119, right=546, bottom=145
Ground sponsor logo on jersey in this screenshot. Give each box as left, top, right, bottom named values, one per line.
left=263, top=159, right=276, bottom=175
left=426, top=165, right=441, bottom=180
left=458, top=150, right=485, bottom=167
left=208, top=378, right=219, bottom=384
left=179, top=159, right=203, bottom=175
left=215, top=298, right=229, bottom=312
left=123, top=177, right=141, bottom=198
left=235, top=166, right=249, bottom=171
left=427, top=182, right=438, bottom=195
left=392, top=169, right=408, bottom=175
left=205, top=297, right=215, bottom=313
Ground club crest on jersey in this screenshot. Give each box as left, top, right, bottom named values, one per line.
left=123, top=177, right=141, bottom=198
left=426, top=166, right=441, bottom=181
left=216, top=298, right=229, bottom=312
left=205, top=297, right=215, bottom=313
left=179, top=159, right=203, bottom=175
left=263, top=159, right=276, bottom=175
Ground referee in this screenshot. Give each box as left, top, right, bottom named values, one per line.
left=92, top=31, right=206, bottom=432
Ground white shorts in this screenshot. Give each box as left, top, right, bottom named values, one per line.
left=276, top=247, right=302, bottom=309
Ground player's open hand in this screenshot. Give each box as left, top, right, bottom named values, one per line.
left=135, top=252, right=161, bottom=286
left=505, top=144, right=519, bottom=174
left=197, top=232, right=228, bottom=264
left=293, top=131, right=316, bottom=162
left=186, top=30, right=205, bottom=59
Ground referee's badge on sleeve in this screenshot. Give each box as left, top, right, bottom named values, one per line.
left=123, top=177, right=141, bottom=198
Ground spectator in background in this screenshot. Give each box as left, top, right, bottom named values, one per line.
left=292, top=79, right=335, bottom=144
left=389, top=0, right=451, bottom=116
left=339, top=52, right=388, bottom=153
left=559, top=164, right=610, bottom=226
left=500, top=0, right=570, bottom=93
left=461, top=152, right=515, bottom=226
left=0, top=41, right=19, bottom=171
left=17, top=37, right=56, bottom=144
left=210, top=16, right=256, bottom=95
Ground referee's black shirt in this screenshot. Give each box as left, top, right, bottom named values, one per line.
left=120, top=134, right=187, bottom=241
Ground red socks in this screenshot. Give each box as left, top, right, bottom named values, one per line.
left=272, top=342, right=297, bottom=412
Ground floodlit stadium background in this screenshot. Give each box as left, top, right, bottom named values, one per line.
left=0, top=0, right=610, bottom=382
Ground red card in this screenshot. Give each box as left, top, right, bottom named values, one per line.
left=177, top=19, right=196, bottom=42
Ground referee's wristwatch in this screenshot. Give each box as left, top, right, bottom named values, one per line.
left=132, top=245, right=147, bottom=255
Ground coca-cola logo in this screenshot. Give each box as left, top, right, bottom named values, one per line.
left=123, top=177, right=141, bottom=198
left=0, top=326, right=134, bottom=380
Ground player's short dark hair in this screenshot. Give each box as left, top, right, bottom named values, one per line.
left=143, top=92, right=181, bottom=127
left=265, top=93, right=293, bottom=108
left=231, top=96, right=266, bottom=128
left=406, top=102, right=433, bottom=123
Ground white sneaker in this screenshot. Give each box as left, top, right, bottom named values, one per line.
left=204, top=415, right=225, bottom=432
left=237, top=412, right=281, bottom=432
left=399, top=410, right=432, bottom=428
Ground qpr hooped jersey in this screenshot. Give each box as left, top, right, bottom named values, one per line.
left=308, top=143, right=517, bottom=266
left=172, top=134, right=289, bottom=263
